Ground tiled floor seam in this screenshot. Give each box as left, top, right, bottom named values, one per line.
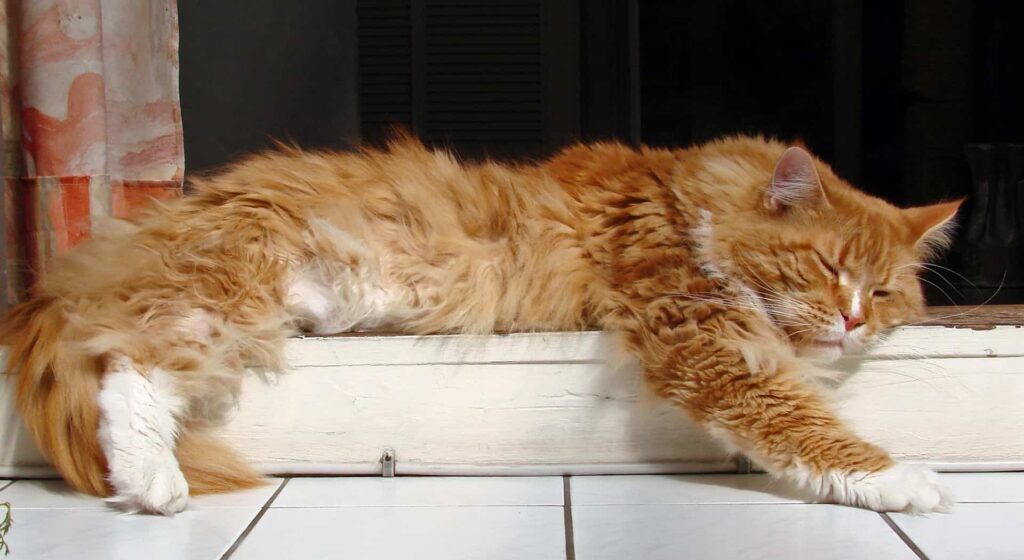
left=220, top=478, right=290, bottom=560
left=880, top=513, right=929, bottom=560
left=0, top=481, right=15, bottom=494
left=563, top=476, right=575, bottom=560
left=269, top=504, right=562, bottom=509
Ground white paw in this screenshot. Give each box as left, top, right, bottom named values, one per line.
left=108, top=456, right=190, bottom=515
left=828, top=463, right=953, bottom=513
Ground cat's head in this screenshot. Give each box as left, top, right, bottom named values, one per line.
left=702, top=142, right=962, bottom=364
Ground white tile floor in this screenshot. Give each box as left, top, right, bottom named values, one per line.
left=1, top=473, right=1022, bottom=559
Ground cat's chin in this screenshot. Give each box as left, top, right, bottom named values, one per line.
left=796, top=335, right=875, bottom=364
left=797, top=344, right=846, bottom=364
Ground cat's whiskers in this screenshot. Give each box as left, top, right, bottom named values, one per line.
left=893, top=264, right=964, bottom=301
left=919, top=262, right=981, bottom=294
left=883, top=347, right=969, bottom=391
left=895, top=273, right=960, bottom=306
left=659, top=292, right=807, bottom=327
left=901, top=271, right=1005, bottom=327
left=894, top=262, right=978, bottom=295
left=869, top=359, right=963, bottom=395
left=784, top=326, right=816, bottom=339
left=672, top=291, right=796, bottom=315
left=739, top=270, right=812, bottom=315
left=760, top=295, right=813, bottom=321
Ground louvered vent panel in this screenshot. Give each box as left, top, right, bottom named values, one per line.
left=423, top=0, right=543, bottom=150
left=357, top=0, right=413, bottom=137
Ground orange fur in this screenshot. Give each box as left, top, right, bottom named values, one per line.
left=1, top=296, right=109, bottom=495
left=2, top=134, right=960, bottom=511
left=175, top=431, right=265, bottom=495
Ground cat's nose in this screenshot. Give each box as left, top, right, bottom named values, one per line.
left=841, top=311, right=864, bottom=331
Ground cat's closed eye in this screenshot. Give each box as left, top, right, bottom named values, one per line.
left=812, top=250, right=839, bottom=278
left=871, top=289, right=892, bottom=298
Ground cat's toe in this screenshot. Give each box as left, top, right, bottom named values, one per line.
left=108, top=457, right=190, bottom=515
left=833, top=463, right=953, bottom=514
left=140, top=466, right=190, bottom=515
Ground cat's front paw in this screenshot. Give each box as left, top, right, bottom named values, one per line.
left=108, top=455, right=190, bottom=515
left=829, top=463, right=953, bottom=513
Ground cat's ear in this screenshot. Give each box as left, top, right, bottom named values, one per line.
left=766, top=147, right=828, bottom=212
left=904, top=199, right=964, bottom=258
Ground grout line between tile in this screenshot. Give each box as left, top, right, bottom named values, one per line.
left=220, top=478, right=290, bottom=560
left=267, top=503, right=561, bottom=509
left=570, top=502, right=804, bottom=507
left=0, top=481, right=15, bottom=494
left=563, top=476, right=575, bottom=560
left=879, top=513, right=929, bottom=560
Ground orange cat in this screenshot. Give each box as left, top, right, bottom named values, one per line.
left=2, top=134, right=960, bottom=514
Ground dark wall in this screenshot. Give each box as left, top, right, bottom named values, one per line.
left=180, top=1, right=1023, bottom=189
left=638, top=0, right=1024, bottom=206
left=356, top=0, right=580, bottom=159
left=639, top=1, right=835, bottom=163
left=178, top=0, right=359, bottom=172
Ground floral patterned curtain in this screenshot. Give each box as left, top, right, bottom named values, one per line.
left=0, top=0, right=183, bottom=305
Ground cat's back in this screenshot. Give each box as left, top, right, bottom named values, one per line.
left=198, top=137, right=570, bottom=232
left=544, top=140, right=682, bottom=208
left=211, top=137, right=596, bottom=333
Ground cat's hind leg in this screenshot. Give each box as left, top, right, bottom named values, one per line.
left=97, top=357, right=189, bottom=514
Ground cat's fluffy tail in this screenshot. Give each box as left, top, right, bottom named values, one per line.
left=2, top=297, right=264, bottom=497
left=176, top=430, right=265, bottom=495
left=1, top=296, right=110, bottom=495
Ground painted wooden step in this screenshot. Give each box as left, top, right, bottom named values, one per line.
left=2, top=309, right=1022, bottom=477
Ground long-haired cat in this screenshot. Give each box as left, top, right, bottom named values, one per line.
left=2, top=134, right=960, bottom=514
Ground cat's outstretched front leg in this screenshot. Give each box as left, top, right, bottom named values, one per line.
left=97, top=358, right=189, bottom=514
left=650, top=336, right=952, bottom=513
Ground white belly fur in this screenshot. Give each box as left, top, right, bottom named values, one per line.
left=286, top=221, right=399, bottom=335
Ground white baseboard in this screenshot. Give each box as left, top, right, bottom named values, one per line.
left=2, top=325, right=1023, bottom=477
